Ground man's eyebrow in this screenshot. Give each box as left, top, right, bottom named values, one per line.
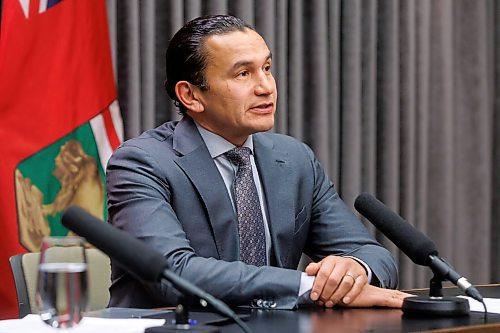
left=231, top=51, right=273, bottom=71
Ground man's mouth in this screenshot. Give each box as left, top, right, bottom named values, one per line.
left=249, top=102, right=274, bottom=113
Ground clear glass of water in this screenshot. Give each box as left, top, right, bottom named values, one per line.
left=36, top=236, right=88, bottom=329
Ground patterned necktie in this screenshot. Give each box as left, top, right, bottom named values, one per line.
left=225, top=147, right=266, bottom=266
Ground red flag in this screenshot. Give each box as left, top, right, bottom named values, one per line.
left=0, top=0, right=122, bottom=318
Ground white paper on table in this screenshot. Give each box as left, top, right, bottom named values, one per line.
left=460, top=296, right=500, bottom=314
left=0, top=314, right=165, bottom=333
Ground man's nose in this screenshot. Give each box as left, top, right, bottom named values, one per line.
left=255, top=72, right=275, bottom=95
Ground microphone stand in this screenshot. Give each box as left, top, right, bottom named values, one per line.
left=145, top=293, right=221, bottom=333
left=173, top=301, right=190, bottom=326
left=145, top=269, right=252, bottom=333
left=402, top=273, right=470, bottom=317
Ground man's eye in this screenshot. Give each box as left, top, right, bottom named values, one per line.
left=264, top=64, right=271, bottom=72
left=238, top=70, right=250, bottom=77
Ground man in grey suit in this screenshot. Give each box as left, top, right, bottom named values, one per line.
left=106, top=15, right=406, bottom=310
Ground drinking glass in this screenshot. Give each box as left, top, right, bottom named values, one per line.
left=36, top=236, right=88, bottom=329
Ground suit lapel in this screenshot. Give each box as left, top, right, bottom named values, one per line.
left=172, top=118, right=239, bottom=262
left=253, top=134, right=295, bottom=268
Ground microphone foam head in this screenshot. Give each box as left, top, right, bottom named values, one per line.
left=62, top=205, right=166, bottom=282
left=354, top=193, right=438, bottom=266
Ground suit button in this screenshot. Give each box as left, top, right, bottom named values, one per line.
left=263, top=300, right=276, bottom=308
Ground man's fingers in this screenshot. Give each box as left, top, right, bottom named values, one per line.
left=309, top=256, right=369, bottom=304
left=344, top=284, right=415, bottom=308
left=318, top=263, right=350, bottom=304
left=383, top=291, right=415, bottom=308
left=310, top=259, right=336, bottom=301
left=341, top=274, right=367, bottom=304
left=325, top=272, right=365, bottom=307
left=305, top=262, right=321, bottom=276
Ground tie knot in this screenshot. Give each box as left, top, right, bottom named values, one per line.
left=225, top=147, right=252, bottom=166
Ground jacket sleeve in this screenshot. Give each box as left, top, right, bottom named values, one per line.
left=298, top=142, right=399, bottom=289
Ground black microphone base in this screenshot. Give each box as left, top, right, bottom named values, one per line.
left=402, top=296, right=470, bottom=317
left=145, top=324, right=220, bottom=333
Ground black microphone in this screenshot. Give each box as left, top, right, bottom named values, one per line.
left=354, top=193, right=483, bottom=307
left=61, top=205, right=251, bottom=333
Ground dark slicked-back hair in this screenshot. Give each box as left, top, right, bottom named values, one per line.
left=165, top=15, right=253, bottom=115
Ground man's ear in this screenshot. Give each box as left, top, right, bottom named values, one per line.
left=175, top=81, right=204, bottom=113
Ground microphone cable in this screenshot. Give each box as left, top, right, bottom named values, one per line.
left=481, top=299, right=488, bottom=324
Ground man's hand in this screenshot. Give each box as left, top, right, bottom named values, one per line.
left=305, top=255, right=368, bottom=307
left=343, top=284, right=414, bottom=308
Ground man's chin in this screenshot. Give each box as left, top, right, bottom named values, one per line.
left=250, top=113, right=275, bottom=131
left=252, top=121, right=275, bottom=133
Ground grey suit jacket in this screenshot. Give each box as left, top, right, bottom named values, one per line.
left=106, top=117, right=398, bottom=310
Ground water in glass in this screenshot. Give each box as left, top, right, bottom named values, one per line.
left=36, top=237, right=88, bottom=329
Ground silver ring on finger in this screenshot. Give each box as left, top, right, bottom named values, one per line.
left=344, top=272, right=357, bottom=283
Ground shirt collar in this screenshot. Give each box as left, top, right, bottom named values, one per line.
left=195, top=122, right=254, bottom=159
